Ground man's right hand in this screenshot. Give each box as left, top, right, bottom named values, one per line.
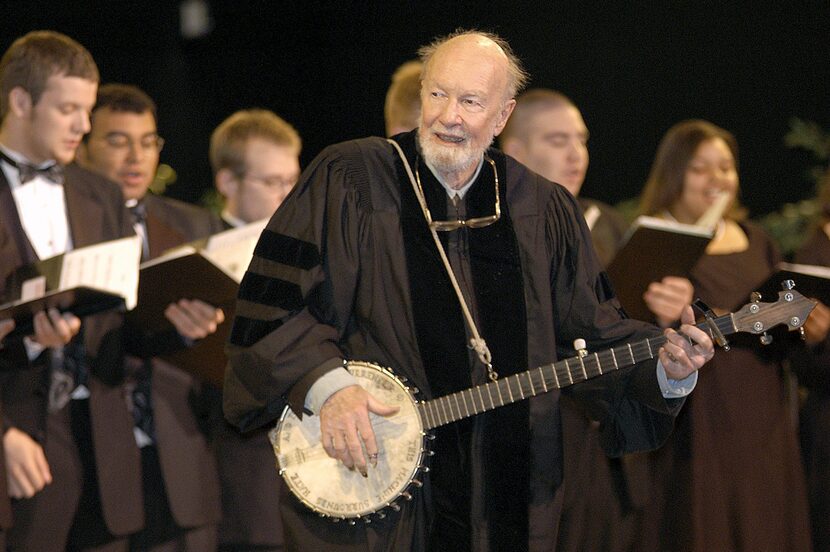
left=30, top=309, right=81, bottom=348
left=4, top=427, right=52, bottom=499
left=319, top=385, right=399, bottom=476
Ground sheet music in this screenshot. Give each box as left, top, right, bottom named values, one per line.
left=59, top=236, right=142, bottom=309
left=203, top=219, right=267, bottom=283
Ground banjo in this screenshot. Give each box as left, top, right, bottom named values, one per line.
left=270, top=287, right=815, bottom=523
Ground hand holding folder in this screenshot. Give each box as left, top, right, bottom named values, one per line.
left=0, top=236, right=141, bottom=338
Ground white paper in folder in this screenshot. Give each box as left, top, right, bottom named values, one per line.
left=57, top=235, right=142, bottom=309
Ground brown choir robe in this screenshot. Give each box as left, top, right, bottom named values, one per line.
left=223, top=131, right=686, bottom=552
left=793, top=225, right=830, bottom=552
left=637, top=221, right=812, bottom=552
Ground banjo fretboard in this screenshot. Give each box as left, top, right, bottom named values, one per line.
left=417, top=314, right=735, bottom=430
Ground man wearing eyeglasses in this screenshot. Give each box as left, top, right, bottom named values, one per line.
left=208, top=108, right=301, bottom=551
left=78, top=83, right=224, bottom=550
left=224, top=30, right=714, bottom=551
left=211, top=108, right=301, bottom=230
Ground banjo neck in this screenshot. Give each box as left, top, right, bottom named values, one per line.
left=417, top=286, right=812, bottom=431
left=416, top=318, right=729, bottom=431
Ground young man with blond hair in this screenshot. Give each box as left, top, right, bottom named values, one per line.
left=211, top=108, right=301, bottom=227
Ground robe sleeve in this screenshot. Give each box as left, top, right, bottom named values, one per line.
left=546, top=187, right=682, bottom=456
left=223, top=145, right=366, bottom=432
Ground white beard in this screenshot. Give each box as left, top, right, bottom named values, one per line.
left=417, top=124, right=487, bottom=181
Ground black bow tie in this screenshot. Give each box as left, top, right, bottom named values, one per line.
left=0, top=149, right=64, bottom=185
left=128, top=201, right=147, bottom=225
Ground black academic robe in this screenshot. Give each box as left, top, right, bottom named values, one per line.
left=578, top=197, right=629, bottom=269
left=224, top=131, right=682, bottom=552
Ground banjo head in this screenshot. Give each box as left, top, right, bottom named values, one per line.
left=270, top=361, right=426, bottom=520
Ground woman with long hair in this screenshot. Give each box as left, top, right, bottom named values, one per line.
left=636, top=120, right=812, bottom=551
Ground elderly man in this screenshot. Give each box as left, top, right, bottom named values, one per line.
left=224, top=30, right=713, bottom=551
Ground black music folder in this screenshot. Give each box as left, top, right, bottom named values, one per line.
left=606, top=216, right=714, bottom=321
left=0, top=236, right=140, bottom=338
left=0, top=287, right=125, bottom=338
left=129, top=220, right=265, bottom=387
left=129, top=248, right=239, bottom=334
left=758, top=262, right=830, bottom=305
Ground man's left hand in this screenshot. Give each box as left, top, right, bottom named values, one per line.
left=164, top=299, right=225, bottom=340
left=660, top=305, right=715, bottom=380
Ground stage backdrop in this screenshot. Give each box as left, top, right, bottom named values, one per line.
left=3, top=1, right=829, bottom=217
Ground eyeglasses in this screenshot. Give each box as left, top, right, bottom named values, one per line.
left=415, top=157, right=500, bottom=231
left=237, top=172, right=298, bottom=191
left=103, top=133, right=165, bottom=152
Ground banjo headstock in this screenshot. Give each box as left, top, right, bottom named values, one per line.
left=731, top=288, right=815, bottom=336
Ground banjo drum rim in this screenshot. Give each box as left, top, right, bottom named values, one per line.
left=272, top=360, right=429, bottom=520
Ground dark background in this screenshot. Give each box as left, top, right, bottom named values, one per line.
left=4, top=1, right=829, bottom=216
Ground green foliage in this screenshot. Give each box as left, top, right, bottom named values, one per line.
left=757, top=117, right=829, bottom=257
left=200, top=188, right=224, bottom=216
left=758, top=199, right=821, bottom=258
left=614, top=197, right=640, bottom=224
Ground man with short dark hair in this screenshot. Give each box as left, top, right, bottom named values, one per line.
left=224, top=30, right=714, bottom=551
left=78, top=82, right=225, bottom=550
left=500, top=89, right=668, bottom=551
left=0, top=31, right=142, bottom=550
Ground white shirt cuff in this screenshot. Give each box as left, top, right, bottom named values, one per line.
left=304, top=367, right=359, bottom=414
left=656, top=360, right=698, bottom=398
left=23, top=336, right=47, bottom=361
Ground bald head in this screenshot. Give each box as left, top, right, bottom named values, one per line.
left=500, top=89, right=589, bottom=196
left=416, top=31, right=526, bottom=188
left=418, top=30, right=527, bottom=102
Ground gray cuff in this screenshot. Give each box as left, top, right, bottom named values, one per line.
left=304, top=367, right=359, bottom=414
left=656, top=360, right=698, bottom=398
left=23, top=336, right=49, bottom=361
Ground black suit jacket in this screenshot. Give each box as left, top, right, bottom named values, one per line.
left=0, top=164, right=143, bottom=535
left=135, top=193, right=224, bottom=528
